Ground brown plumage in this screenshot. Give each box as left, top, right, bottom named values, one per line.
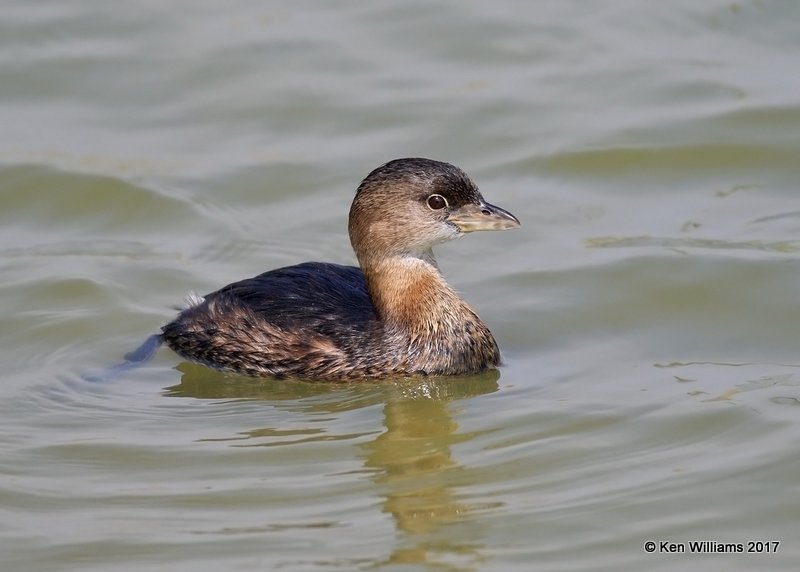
left=159, top=158, right=520, bottom=380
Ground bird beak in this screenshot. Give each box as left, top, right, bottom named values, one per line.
left=447, top=201, right=521, bottom=232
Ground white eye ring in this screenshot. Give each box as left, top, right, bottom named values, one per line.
left=426, top=194, right=448, bottom=210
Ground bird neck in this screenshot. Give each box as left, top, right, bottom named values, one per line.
left=361, top=254, right=464, bottom=330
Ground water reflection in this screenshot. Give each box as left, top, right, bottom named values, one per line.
left=586, top=235, right=800, bottom=253
left=362, top=372, right=499, bottom=569
left=165, top=364, right=500, bottom=568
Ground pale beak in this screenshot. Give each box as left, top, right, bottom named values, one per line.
left=447, top=202, right=521, bottom=232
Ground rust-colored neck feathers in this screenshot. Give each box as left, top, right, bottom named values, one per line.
left=362, top=256, right=459, bottom=328
left=361, top=254, right=501, bottom=374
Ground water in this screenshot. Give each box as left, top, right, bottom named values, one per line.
left=2, top=1, right=799, bottom=570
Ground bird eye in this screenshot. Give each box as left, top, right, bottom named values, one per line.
left=426, top=194, right=448, bottom=210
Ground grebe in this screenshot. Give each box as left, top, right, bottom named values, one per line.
left=156, top=158, right=519, bottom=380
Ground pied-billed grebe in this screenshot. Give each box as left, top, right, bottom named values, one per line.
left=157, top=158, right=519, bottom=380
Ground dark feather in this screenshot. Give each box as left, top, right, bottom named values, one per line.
left=206, top=262, right=375, bottom=334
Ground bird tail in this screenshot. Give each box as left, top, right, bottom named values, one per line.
left=82, top=334, right=164, bottom=383
left=123, top=333, right=164, bottom=364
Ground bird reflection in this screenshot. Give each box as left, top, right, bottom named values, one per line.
left=165, top=364, right=501, bottom=568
